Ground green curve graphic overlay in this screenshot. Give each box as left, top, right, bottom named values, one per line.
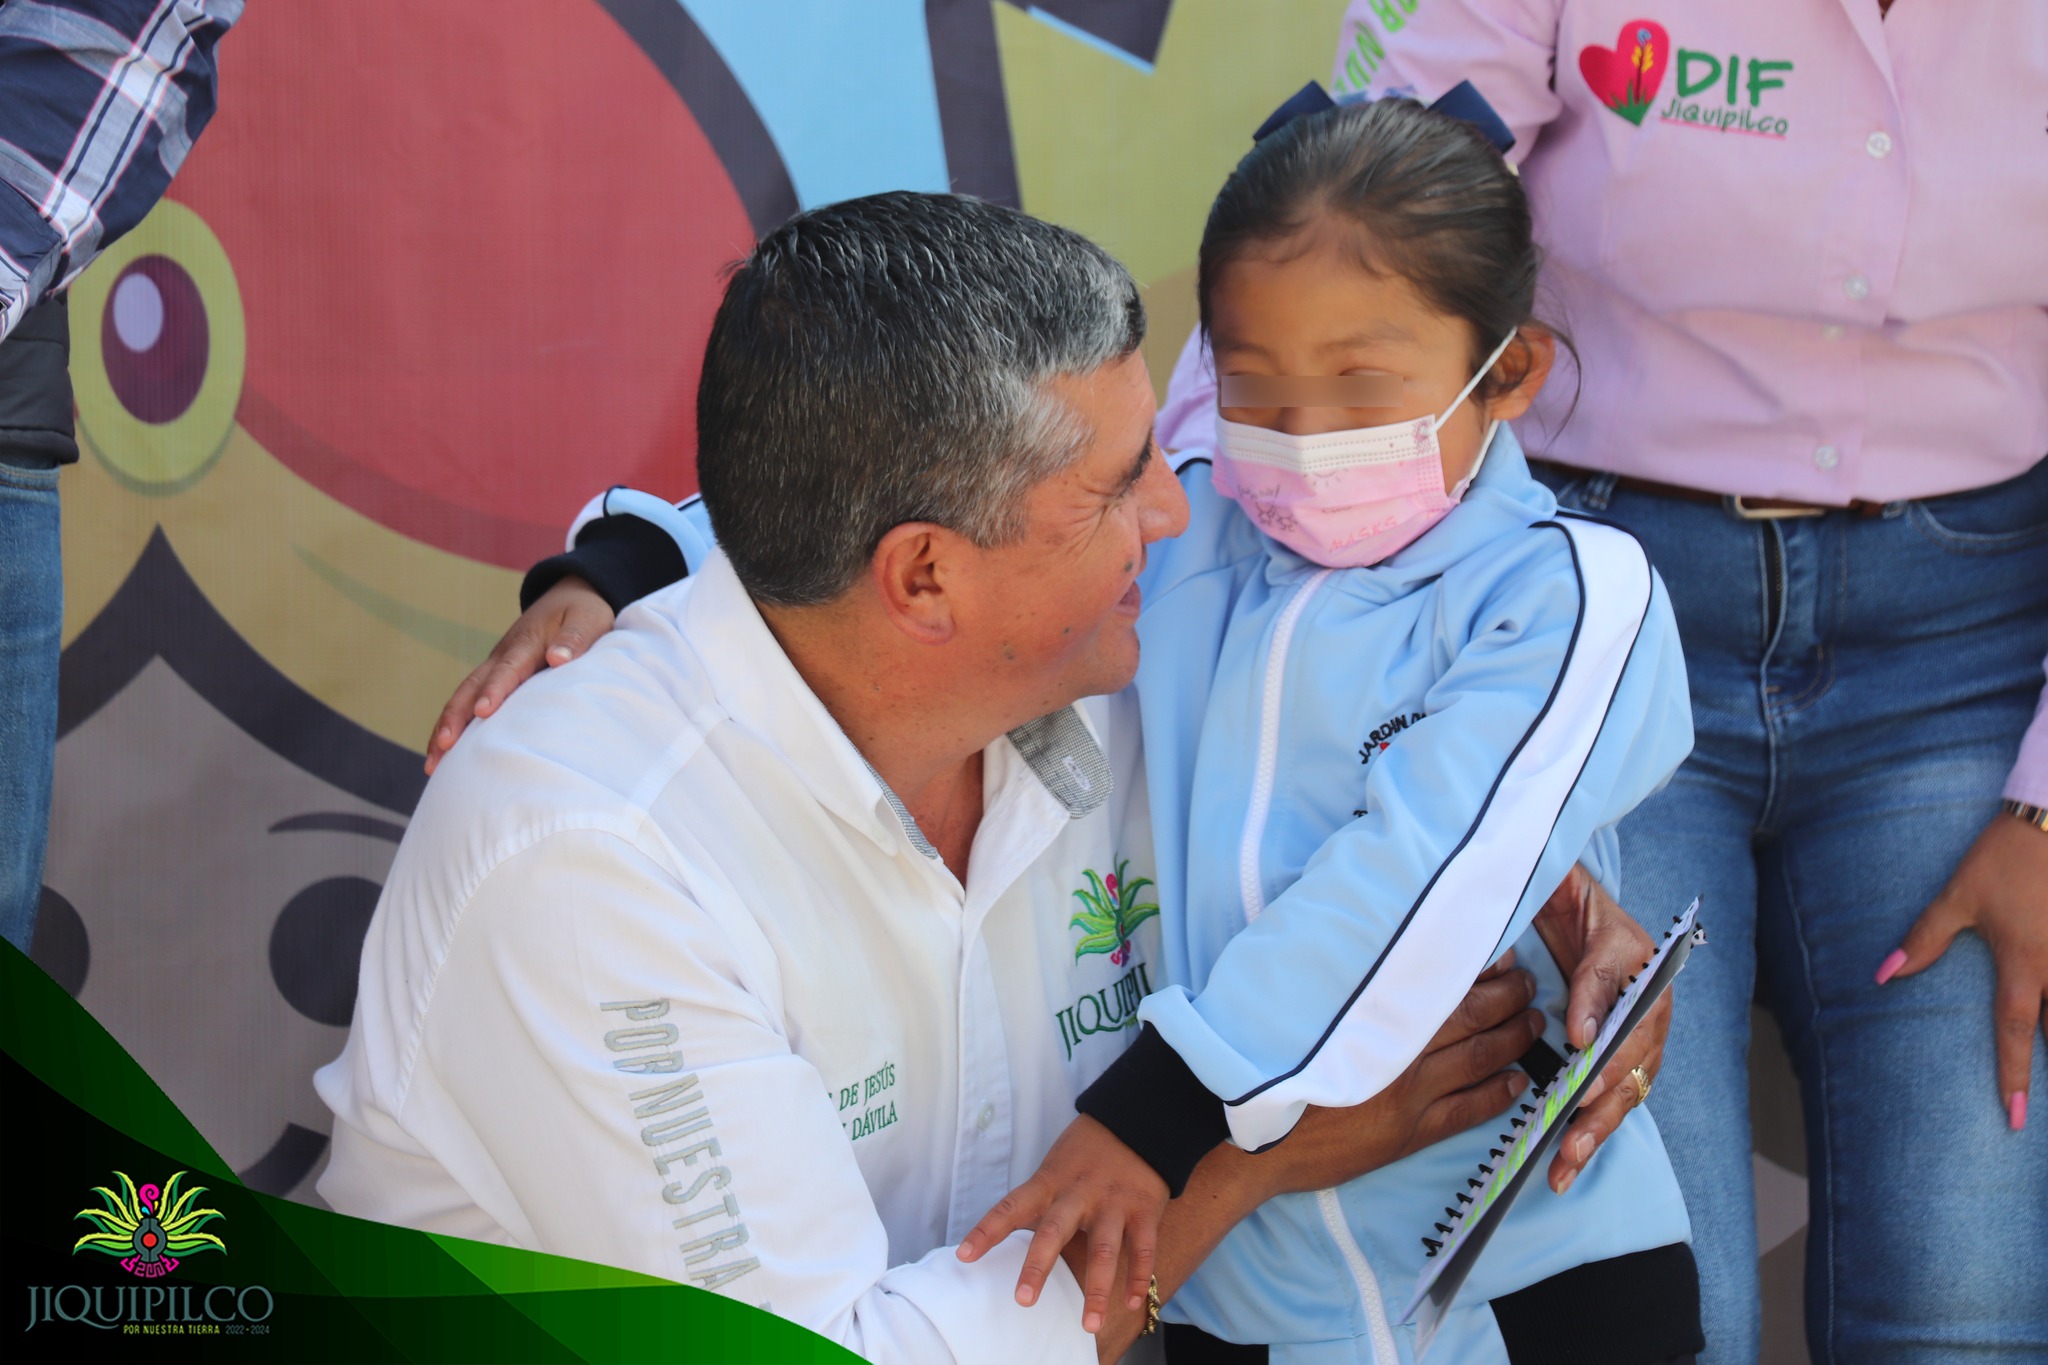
left=2, top=942, right=862, bottom=1363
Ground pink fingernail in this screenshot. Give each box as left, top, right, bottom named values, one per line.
left=1556, top=1166, right=1577, bottom=1194
left=1874, top=949, right=1907, bottom=986
left=547, top=646, right=572, bottom=664
left=2012, top=1092, right=2028, bottom=1132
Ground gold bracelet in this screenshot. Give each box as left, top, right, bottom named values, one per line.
left=2002, top=798, right=2048, bottom=832
left=1140, top=1275, right=1161, bottom=1336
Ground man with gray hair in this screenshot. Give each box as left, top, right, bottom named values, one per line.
left=316, top=193, right=1559, bottom=1361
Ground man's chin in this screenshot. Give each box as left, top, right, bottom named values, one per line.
left=1077, top=632, right=1142, bottom=701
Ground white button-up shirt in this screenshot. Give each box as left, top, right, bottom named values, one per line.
left=316, top=552, right=1163, bottom=1363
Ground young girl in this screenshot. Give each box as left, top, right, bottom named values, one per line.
left=965, top=94, right=1700, bottom=1364
left=456, top=96, right=1701, bottom=1363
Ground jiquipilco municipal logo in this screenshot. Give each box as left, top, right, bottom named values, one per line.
left=21, top=1170, right=275, bottom=1336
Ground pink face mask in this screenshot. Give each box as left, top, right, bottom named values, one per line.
left=1212, top=330, right=1517, bottom=568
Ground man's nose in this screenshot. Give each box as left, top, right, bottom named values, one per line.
left=1138, top=444, right=1191, bottom=543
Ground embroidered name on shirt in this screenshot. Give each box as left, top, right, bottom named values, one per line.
left=833, top=1059, right=899, bottom=1142
left=600, top=999, right=759, bottom=1292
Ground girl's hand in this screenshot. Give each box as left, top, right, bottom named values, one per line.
left=956, top=958, right=1543, bottom=1337
left=423, top=576, right=615, bottom=773
left=1879, top=813, right=2048, bottom=1131
left=956, top=1115, right=1165, bottom=1337
left=1532, top=865, right=1674, bottom=1193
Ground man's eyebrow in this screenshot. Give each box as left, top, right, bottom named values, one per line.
left=1119, top=428, right=1156, bottom=491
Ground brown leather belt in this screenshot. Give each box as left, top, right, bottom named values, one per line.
left=1530, top=460, right=1890, bottom=520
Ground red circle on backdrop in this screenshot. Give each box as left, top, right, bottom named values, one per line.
left=167, top=0, right=760, bottom=566
left=102, top=256, right=210, bottom=424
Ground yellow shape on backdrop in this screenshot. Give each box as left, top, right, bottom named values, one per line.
left=68, top=199, right=245, bottom=493
left=995, top=0, right=1350, bottom=388
left=62, top=418, right=521, bottom=754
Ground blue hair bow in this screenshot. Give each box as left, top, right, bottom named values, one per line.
left=1252, top=78, right=1516, bottom=155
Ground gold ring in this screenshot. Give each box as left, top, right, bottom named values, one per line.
left=1627, top=1065, right=1653, bottom=1110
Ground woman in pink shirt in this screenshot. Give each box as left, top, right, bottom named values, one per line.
left=1161, top=1, right=2048, bottom=1360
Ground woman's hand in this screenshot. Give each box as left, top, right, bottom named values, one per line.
left=1880, top=813, right=2048, bottom=1130
left=423, top=576, right=615, bottom=773
left=1531, top=865, right=1673, bottom=1193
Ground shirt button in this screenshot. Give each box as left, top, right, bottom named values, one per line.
left=1821, top=324, right=1845, bottom=342
left=1866, top=130, right=1893, bottom=158
left=1814, top=445, right=1840, bottom=470
left=1844, top=275, right=1870, bottom=301
left=977, top=1103, right=995, bottom=1132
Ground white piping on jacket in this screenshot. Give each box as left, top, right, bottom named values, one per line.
left=1237, top=567, right=1396, bottom=1363
left=1238, top=568, right=1332, bottom=925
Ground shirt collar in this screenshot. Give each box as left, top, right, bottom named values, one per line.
left=672, top=552, right=1111, bottom=860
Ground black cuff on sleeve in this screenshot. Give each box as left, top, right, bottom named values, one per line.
left=0, top=298, right=80, bottom=467
left=1074, top=1024, right=1231, bottom=1198
left=520, top=512, right=689, bottom=613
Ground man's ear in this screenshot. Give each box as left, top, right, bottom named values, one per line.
left=870, top=522, right=963, bottom=646
left=1485, top=328, right=1557, bottom=424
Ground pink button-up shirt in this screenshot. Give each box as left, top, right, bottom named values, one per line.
left=1161, top=0, right=2048, bottom=803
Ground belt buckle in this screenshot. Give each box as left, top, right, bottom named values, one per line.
left=1729, top=496, right=1827, bottom=521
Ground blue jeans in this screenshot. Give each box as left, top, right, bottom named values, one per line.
left=1537, top=459, right=2048, bottom=1363
left=0, top=457, right=59, bottom=952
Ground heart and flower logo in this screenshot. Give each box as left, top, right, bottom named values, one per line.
left=1578, top=19, right=1670, bottom=126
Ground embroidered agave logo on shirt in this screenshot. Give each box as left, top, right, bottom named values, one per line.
left=72, top=1171, right=225, bottom=1279
left=1069, top=859, right=1159, bottom=966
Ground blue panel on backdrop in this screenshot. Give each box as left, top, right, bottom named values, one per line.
left=680, top=0, right=952, bottom=208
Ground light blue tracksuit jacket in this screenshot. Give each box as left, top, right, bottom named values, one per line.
left=1131, top=428, right=1695, bottom=1364
left=590, top=425, right=1695, bottom=1364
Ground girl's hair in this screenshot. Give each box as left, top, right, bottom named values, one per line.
left=1198, top=97, right=1573, bottom=407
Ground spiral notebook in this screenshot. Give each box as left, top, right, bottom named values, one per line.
left=1402, top=898, right=1705, bottom=1359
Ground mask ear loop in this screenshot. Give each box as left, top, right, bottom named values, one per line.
left=1436, top=329, right=1520, bottom=498
left=1452, top=420, right=1504, bottom=500
left=1430, top=328, right=1520, bottom=435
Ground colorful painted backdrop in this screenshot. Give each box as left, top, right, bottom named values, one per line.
left=32, top=2, right=1810, bottom=1358
left=36, top=0, right=1350, bottom=1209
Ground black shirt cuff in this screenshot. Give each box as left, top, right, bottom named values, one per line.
left=0, top=297, right=79, bottom=467
left=520, top=512, right=689, bottom=613
left=1074, top=1024, right=1231, bottom=1198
